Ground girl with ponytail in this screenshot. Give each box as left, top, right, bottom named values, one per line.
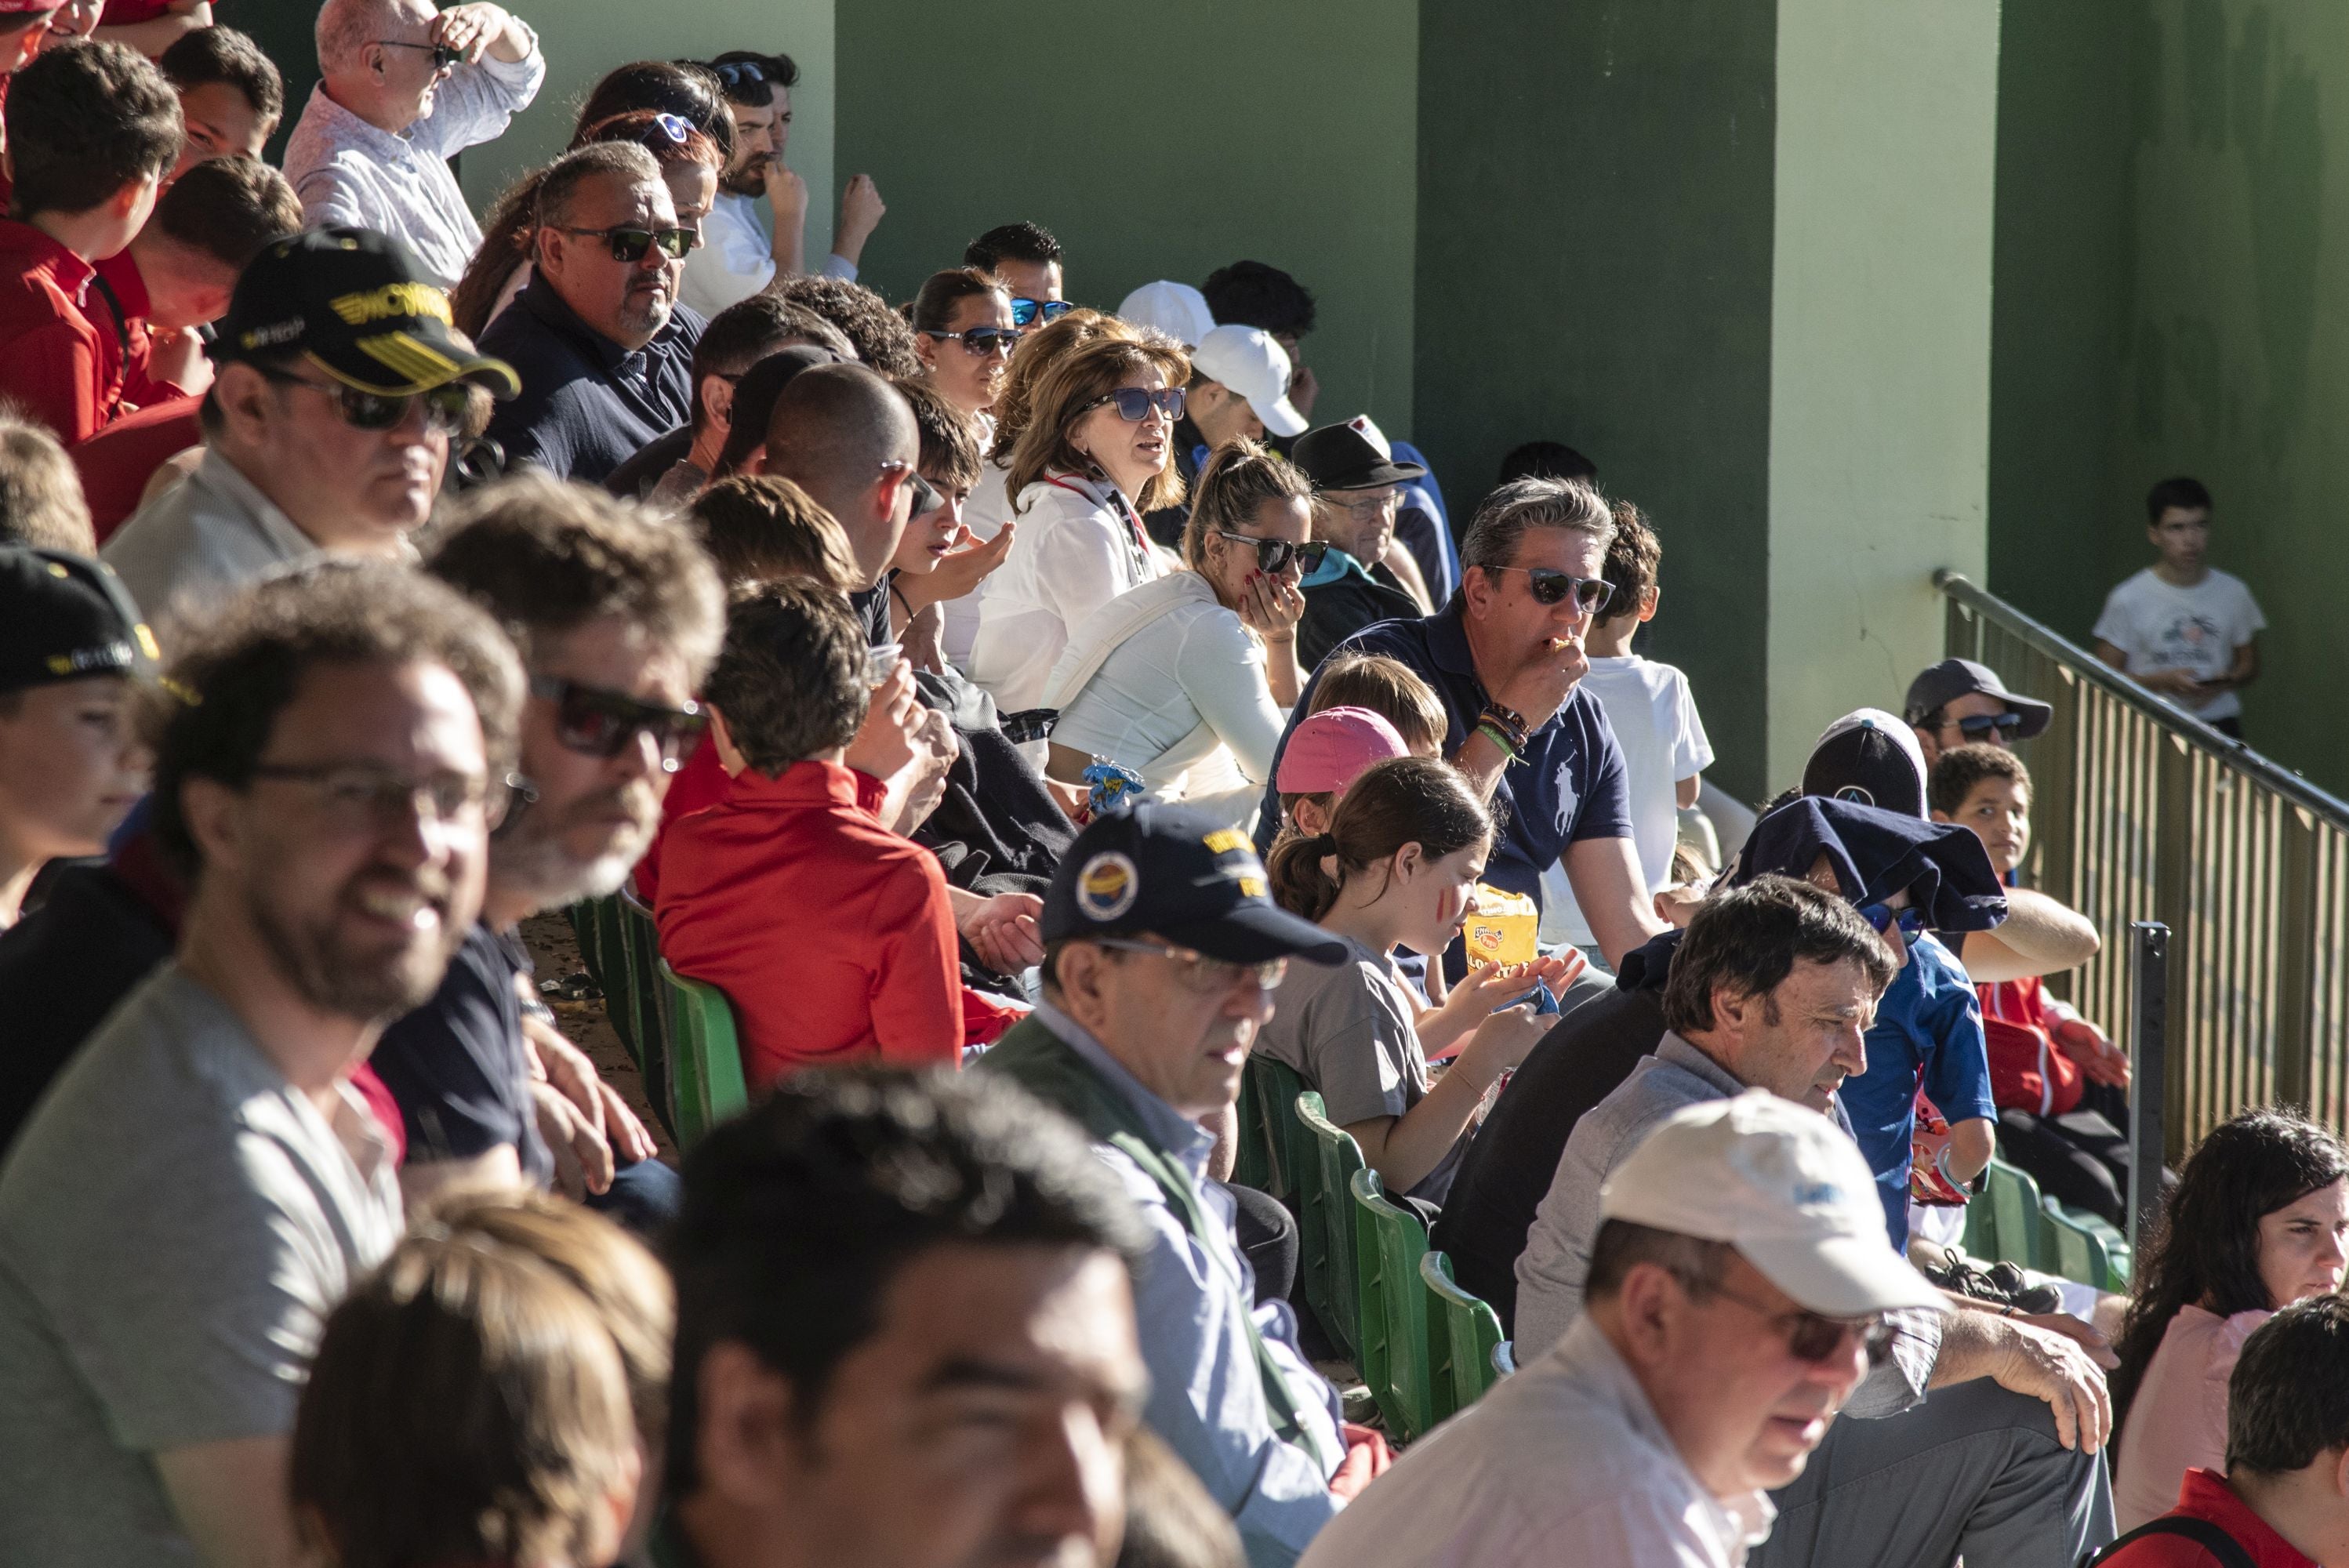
left=1257, top=757, right=1552, bottom=1205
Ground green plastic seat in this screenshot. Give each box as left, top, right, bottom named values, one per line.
left=1977, top=1159, right=2046, bottom=1271
left=659, top=960, right=749, bottom=1150
left=1421, top=1250, right=1504, bottom=1421
left=1294, top=1091, right=1363, bottom=1359
left=566, top=898, right=605, bottom=993
left=1491, top=1339, right=1516, bottom=1379
left=2041, top=1198, right=2131, bottom=1290
left=617, top=888, right=673, bottom=1137
left=1350, top=1167, right=1435, bottom=1441
left=1231, top=1058, right=1272, bottom=1193
left=1247, top=1055, right=1312, bottom=1202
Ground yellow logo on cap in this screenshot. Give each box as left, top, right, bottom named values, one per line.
left=1076, top=851, right=1138, bottom=922
left=135, top=624, right=160, bottom=662
left=1202, top=829, right=1249, bottom=855
left=329, top=282, right=452, bottom=327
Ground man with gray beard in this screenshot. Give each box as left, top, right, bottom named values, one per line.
left=377, top=473, right=722, bottom=1230
left=0, top=560, right=521, bottom=1568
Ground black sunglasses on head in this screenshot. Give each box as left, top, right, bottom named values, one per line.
left=255, top=365, right=470, bottom=434
left=1010, top=298, right=1073, bottom=328
left=1084, top=386, right=1185, bottom=423
left=1214, top=529, right=1325, bottom=575
left=1487, top=564, right=1614, bottom=613
left=375, top=38, right=461, bottom=70
left=531, top=676, right=706, bottom=771
left=1953, top=712, right=2025, bottom=740
left=554, top=225, right=696, bottom=263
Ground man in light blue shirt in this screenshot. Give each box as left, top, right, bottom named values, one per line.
left=982, top=803, right=1367, bottom=1566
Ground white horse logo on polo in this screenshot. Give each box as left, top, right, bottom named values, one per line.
left=1553, top=757, right=1580, bottom=837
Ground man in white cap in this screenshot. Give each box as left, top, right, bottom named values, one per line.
left=1116, top=278, right=1215, bottom=348
left=1142, top=323, right=1305, bottom=546
left=1300, top=1090, right=1946, bottom=1568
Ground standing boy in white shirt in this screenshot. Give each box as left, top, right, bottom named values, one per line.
left=1540, top=499, right=1713, bottom=953
left=2093, top=475, right=2265, bottom=739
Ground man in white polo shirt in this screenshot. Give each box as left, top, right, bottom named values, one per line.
left=1299, top=1091, right=1947, bottom=1568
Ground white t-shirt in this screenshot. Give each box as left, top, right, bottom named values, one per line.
left=2092, top=567, right=2266, bottom=721
left=1540, top=655, right=1714, bottom=948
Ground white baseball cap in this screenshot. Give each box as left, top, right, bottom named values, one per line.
left=1116, top=280, right=1216, bottom=348
left=1600, top=1091, right=1948, bottom=1317
left=1189, top=325, right=1307, bottom=438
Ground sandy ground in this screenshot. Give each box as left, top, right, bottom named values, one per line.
left=517, top=909, right=674, bottom=1164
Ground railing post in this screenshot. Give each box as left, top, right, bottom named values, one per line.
left=2154, top=734, right=2193, bottom=1155
left=2129, top=921, right=2169, bottom=1257
left=2276, top=807, right=2320, bottom=1109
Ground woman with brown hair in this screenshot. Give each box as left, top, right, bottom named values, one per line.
left=906, top=267, right=1018, bottom=424
left=1039, top=440, right=1311, bottom=826
left=966, top=333, right=1190, bottom=713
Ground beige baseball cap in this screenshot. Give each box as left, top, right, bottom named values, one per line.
left=1600, top=1091, right=1948, bottom=1317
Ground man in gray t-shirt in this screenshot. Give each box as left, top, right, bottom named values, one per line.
left=0, top=562, right=517, bottom=1565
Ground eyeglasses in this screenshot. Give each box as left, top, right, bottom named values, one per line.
left=530, top=676, right=707, bottom=772
left=1326, top=488, right=1401, bottom=518
left=906, top=470, right=946, bottom=520
left=374, top=38, right=461, bottom=71
left=249, top=760, right=505, bottom=829
left=255, top=366, right=470, bottom=435
left=554, top=225, right=696, bottom=263
left=924, top=326, right=1023, bottom=358
left=1711, top=1283, right=1895, bottom=1368
left=1083, top=386, right=1186, bottom=423
left=1094, top=937, right=1287, bottom=993
left=1010, top=298, right=1074, bottom=328
left=1485, top=564, right=1614, bottom=614
left=1859, top=902, right=1930, bottom=939
left=1214, top=530, right=1326, bottom=575
left=1951, top=712, right=2025, bottom=741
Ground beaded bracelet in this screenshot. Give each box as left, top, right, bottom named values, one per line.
left=1475, top=719, right=1523, bottom=761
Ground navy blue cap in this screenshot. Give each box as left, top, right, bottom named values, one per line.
left=1731, top=796, right=2008, bottom=935
left=1044, top=803, right=1349, bottom=965
left=0, top=546, right=158, bottom=697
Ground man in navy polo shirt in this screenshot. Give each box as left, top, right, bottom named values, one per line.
left=1256, top=475, right=1665, bottom=971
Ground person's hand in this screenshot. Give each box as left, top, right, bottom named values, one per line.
left=844, top=662, right=920, bottom=786
left=1288, top=361, right=1320, bottom=419
left=1043, top=775, right=1088, bottom=822
left=144, top=326, right=210, bottom=396
left=764, top=164, right=809, bottom=221
left=2053, top=1016, right=2130, bottom=1087
left=890, top=706, right=956, bottom=833
left=526, top=1014, right=656, bottom=1166
left=2013, top=1310, right=2119, bottom=1370
left=1988, top=1316, right=2112, bottom=1451
left=1463, top=1001, right=1545, bottom=1079
left=529, top=1080, right=615, bottom=1200
left=836, top=173, right=887, bottom=254
left=1490, top=632, right=1588, bottom=732
left=430, top=2, right=514, bottom=64
left=1236, top=568, right=1305, bottom=643
left=902, top=522, right=1015, bottom=611
left=1327, top=1422, right=1390, bottom=1500
left=2137, top=666, right=2202, bottom=698
left=1654, top=881, right=1707, bottom=928
left=960, top=892, right=1044, bottom=975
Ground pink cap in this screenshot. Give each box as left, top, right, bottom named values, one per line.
left=1276, top=706, right=1408, bottom=796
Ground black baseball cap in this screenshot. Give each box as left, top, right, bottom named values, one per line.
left=1043, top=803, right=1348, bottom=965
left=1291, top=416, right=1427, bottom=492
left=213, top=227, right=520, bottom=399
left=1903, top=658, right=2053, bottom=739
left=0, top=546, right=158, bottom=697
left=1802, top=708, right=1929, bottom=820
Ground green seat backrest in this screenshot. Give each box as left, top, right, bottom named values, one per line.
left=1294, top=1091, right=1363, bottom=1359
left=659, top=960, right=749, bottom=1150
left=566, top=898, right=606, bottom=994
left=1491, top=1339, right=1516, bottom=1380
left=1421, top=1250, right=1503, bottom=1422
left=1249, top=1056, right=1311, bottom=1202
left=2041, top=1198, right=2130, bottom=1290
left=1232, top=1058, right=1272, bottom=1193
left=1982, top=1159, right=2044, bottom=1271
left=1349, top=1168, right=1434, bottom=1441
left=618, top=890, right=673, bottom=1138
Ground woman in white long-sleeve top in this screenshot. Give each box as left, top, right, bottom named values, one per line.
left=1041, top=440, right=1311, bottom=828
left=965, top=333, right=1189, bottom=713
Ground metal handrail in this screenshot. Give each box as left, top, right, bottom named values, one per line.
left=1934, top=570, right=2349, bottom=830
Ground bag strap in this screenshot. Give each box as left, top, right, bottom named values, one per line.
left=2085, top=1515, right=2259, bottom=1568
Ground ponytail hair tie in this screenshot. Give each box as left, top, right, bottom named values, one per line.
left=1311, top=832, right=1338, bottom=855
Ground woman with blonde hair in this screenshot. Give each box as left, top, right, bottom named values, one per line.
left=966, top=332, right=1189, bottom=713
left=1041, top=440, right=1311, bottom=826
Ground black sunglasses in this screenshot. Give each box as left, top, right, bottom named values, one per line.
left=256, top=366, right=470, bottom=434
left=1715, top=1283, right=1896, bottom=1368
left=375, top=38, right=461, bottom=70
left=1487, top=564, right=1614, bottom=613
left=530, top=676, right=707, bottom=771
left=1214, top=529, right=1325, bottom=575
left=905, top=470, right=946, bottom=520
left=554, top=225, right=696, bottom=263
left=1084, top=386, right=1185, bottom=423
left=1859, top=902, right=1930, bottom=939
left=1010, top=298, right=1074, bottom=328
left=924, top=326, right=1023, bottom=357
left=1953, top=712, right=2025, bottom=740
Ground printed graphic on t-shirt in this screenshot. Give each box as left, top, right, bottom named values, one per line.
left=2139, top=612, right=2231, bottom=681
left=1552, top=757, right=1581, bottom=837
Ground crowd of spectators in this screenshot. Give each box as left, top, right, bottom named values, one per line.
left=0, top=6, right=2329, bottom=1567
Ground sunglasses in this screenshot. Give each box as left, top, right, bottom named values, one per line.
left=249, top=760, right=506, bottom=830
left=1714, top=1283, right=1896, bottom=1367
left=709, top=60, right=769, bottom=89
left=1010, top=297, right=1074, bottom=328
left=1859, top=902, right=1930, bottom=939
left=1486, top=564, right=1614, bottom=613
left=375, top=38, right=461, bottom=70
left=530, top=676, right=707, bottom=771
left=924, top=326, right=1023, bottom=358
left=257, top=366, right=470, bottom=434
left=615, top=111, right=697, bottom=149
left=554, top=224, right=696, bottom=263
left=1095, top=937, right=1287, bottom=993
left=1214, top=529, right=1326, bottom=575
left=1084, top=386, right=1186, bottom=423
left=1952, top=712, right=2025, bottom=740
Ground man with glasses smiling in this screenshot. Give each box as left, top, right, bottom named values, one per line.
left=982, top=804, right=1385, bottom=1567
left=106, top=227, right=519, bottom=622
left=481, top=141, right=705, bottom=484
left=287, top=0, right=544, bottom=290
